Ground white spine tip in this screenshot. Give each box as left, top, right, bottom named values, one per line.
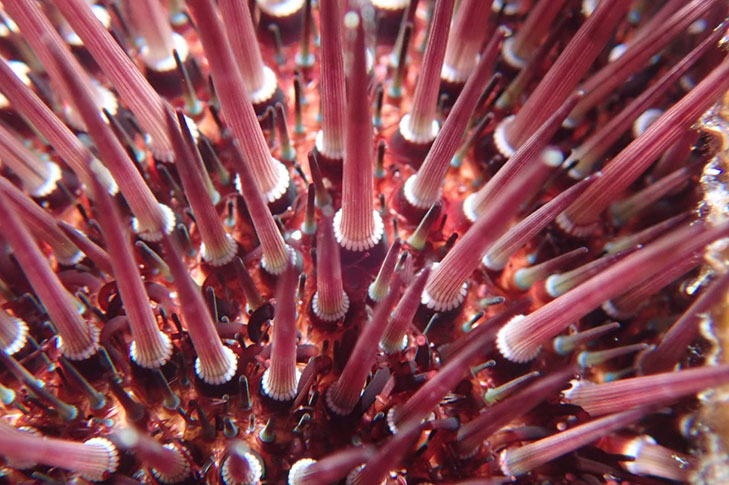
left=632, top=108, right=663, bottom=139
left=288, top=458, right=317, bottom=485
left=129, top=331, right=173, bottom=369
left=380, top=334, right=408, bottom=354
left=81, top=437, right=119, bottom=482
left=57, top=249, right=86, bottom=267
left=496, top=315, right=542, bottom=363
left=315, top=130, right=344, bottom=161
left=222, top=450, right=264, bottom=485
left=259, top=0, right=305, bottom=16
left=345, top=464, right=368, bottom=485
left=151, top=444, right=191, bottom=484
left=29, top=160, right=62, bottom=198
left=541, top=148, right=564, bottom=167
left=58, top=323, right=100, bottom=361
left=403, top=175, right=440, bottom=211
left=493, top=116, right=516, bottom=158
left=398, top=114, right=439, bottom=145
left=568, top=166, right=588, bottom=180
left=386, top=406, right=400, bottom=434
left=2, top=317, right=28, bottom=355
left=312, top=291, right=350, bottom=322
left=344, top=11, right=360, bottom=29
left=420, top=278, right=468, bottom=312
left=251, top=66, right=280, bottom=105
left=261, top=367, right=301, bottom=402
left=194, top=345, right=238, bottom=385
left=200, top=234, right=238, bottom=267
left=368, top=282, right=386, bottom=302
left=262, top=245, right=296, bottom=276
left=132, top=203, right=177, bottom=242
left=333, top=209, right=385, bottom=252
left=501, top=37, right=527, bottom=70
left=263, top=160, right=291, bottom=204
left=498, top=448, right=517, bottom=479
left=461, top=192, right=479, bottom=224
left=441, top=61, right=471, bottom=85
left=225, top=452, right=264, bottom=485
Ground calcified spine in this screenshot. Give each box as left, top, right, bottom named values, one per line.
left=389, top=318, right=501, bottom=431
left=605, top=434, right=695, bottom=482
left=604, top=212, right=690, bottom=254
left=327, top=276, right=403, bottom=415
left=188, top=0, right=290, bottom=204
left=577, top=342, right=650, bottom=368
left=0, top=422, right=118, bottom=482
left=483, top=371, right=541, bottom=405
left=262, top=263, right=301, bottom=401
left=483, top=176, right=593, bottom=270
left=334, top=12, right=383, bottom=253
left=231, top=140, right=291, bottom=275
left=499, top=406, right=650, bottom=477
left=440, top=0, right=492, bottom=84
left=368, top=238, right=402, bottom=301
left=397, top=0, right=454, bottom=145
left=166, top=107, right=237, bottom=266
left=0, top=1, right=728, bottom=482
left=161, top=232, right=238, bottom=385
left=404, top=29, right=505, bottom=211
left=497, top=0, right=631, bottom=155
left=558, top=57, right=729, bottom=236
left=0, top=190, right=97, bottom=360
left=422, top=163, right=532, bottom=311
left=1, top=352, right=78, bottom=419
left=544, top=247, right=639, bottom=299
left=219, top=0, right=279, bottom=107
left=316, top=0, right=346, bottom=160
left=114, top=428, right=190, bottom=484
left=222, top=441, right=264, bottom=485
left=610, top=162, right=695, bottom=227
left=380, top=266, right=430, bottom=353
left=288, top=447, right=373, bottom=485
left=406, top=202, right=441, bottom=251
left=312, top=212, right=349, bottom=322
left=564, top=365, right=729, bottom=417
left=0, top=308, right=28, bottom=355
left=497, top=220, right=729, bottom=363
left=55, top=0, right=174, bottom=159
left=553, top=321, right=621, bottom=356
left=89, top=172, right=172, bottom=369
left=603, top=251, right=701, bottom=319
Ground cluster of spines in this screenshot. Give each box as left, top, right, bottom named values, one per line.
left=0, top=0, right=726, bottom=483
